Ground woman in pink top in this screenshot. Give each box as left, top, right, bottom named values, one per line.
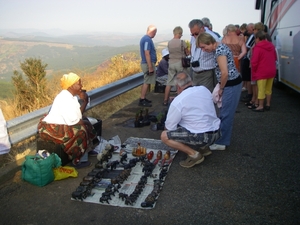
left=251, top=31, right=276, bottom=112
left=222, top=24, right=246, bottom=72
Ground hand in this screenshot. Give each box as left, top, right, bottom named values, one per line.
left=148, top=71, right=154, bottom=76
left=218, top=89, right=223, bottom=96
left=78, top=90, right=89, bottom=102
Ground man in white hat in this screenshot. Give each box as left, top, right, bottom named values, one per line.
left=155, top=48, right=169, bottom=93
left=156, top=48, right=169, bottom=85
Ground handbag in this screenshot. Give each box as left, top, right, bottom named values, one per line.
left=181, top=40, right=190, bottom=68
left=22, top=153, right=61, bottom=186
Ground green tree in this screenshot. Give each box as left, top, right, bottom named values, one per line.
left=12, top=58, right=49, bottom=112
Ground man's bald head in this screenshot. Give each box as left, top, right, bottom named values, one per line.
left=147, top=25, right=157, bottom=38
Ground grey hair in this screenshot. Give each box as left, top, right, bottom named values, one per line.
left=188, top=19, right=204, bottom=29
left=202, top=17, right=211, bottom=27
left=175, top=72, right=192, bottom=87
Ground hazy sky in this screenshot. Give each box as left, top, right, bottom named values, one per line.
left=0, top=0, right=261, bottom=37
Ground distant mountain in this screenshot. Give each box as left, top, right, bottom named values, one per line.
left=0, top=28, right=170, bottom=86
left=0, top=28, right=173, bottom=47
left=0, top=39, right=139, bottom=79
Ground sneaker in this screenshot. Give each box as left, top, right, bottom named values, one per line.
left=199, top=146, right=212, bottom=156
left=162, top=100, right=168, bottom=106
left=179, top=153, right=204, bottom=168
left=144, top=98, right=152, bottom=103
left=72, top=161, right=92, bottom=169
left=209, top=144, right=226, bottom=150
left=88, top=150, right=98, bottom=157
left=138, top=99, right=152, bottom=107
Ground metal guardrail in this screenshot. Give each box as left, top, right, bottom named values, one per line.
left=6, top=72, right=144, bottom=145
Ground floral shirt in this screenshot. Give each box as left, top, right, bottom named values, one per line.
left=214, top=43, right=240, bottom=82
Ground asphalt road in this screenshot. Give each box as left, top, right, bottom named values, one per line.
left=0, top=86, right=299, bottom=225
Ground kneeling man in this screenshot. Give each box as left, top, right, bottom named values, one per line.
left=161, top=72, right=220, bottom=168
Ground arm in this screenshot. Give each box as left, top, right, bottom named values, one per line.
left=217, top=55, right=228, bottom=95
left=185, top=47, right=190, bottom=56
left=183, top=41, right=190, bottom=56
left=238, top=40, right=247, bottom=60
left=250, top=47, right=258, bottom=74
left=164, top=106, right=181, bottom=131
left=78, top=91, right=89, bottom=114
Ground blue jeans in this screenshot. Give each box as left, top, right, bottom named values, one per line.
left=79, top=152, right=88, bottom=162
left=215, top=82, right=242, bottom=146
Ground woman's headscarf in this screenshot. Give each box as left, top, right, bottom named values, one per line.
left=60, top=73, right=80, bottom=90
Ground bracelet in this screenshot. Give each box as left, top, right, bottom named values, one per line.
left=220, top=87, right=224, bottom=90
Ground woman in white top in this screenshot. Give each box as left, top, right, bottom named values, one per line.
left=38, top=73, right=97, bottom=168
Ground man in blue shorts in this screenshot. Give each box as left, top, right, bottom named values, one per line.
left=139, top=25, right=157, bottom=107
left=161, top=72, right=220, bottom=168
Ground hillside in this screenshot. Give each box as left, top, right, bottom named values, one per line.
left=0, top=38, right=140, bottom=79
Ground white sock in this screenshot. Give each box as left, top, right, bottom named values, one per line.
left=189, top=152, right=199, bottom=158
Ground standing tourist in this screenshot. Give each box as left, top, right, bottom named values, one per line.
left=139, top=25, right=157, bottom=107
left=221, top=24, right=246, bottom=72
left=163, top=26, right=189, bottom=106
left=250, top=30, right=277, bottom=112
left=241, top=23, right=255, bottom=102
left=196, top=33, right=242, bottom=150
left=188, top=19, right=220, bottom=92
left=245, top=22, right=268, bottom=109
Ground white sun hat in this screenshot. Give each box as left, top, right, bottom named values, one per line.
left=161, top=48, right=169, bottom=57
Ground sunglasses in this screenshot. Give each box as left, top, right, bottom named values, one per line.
left=191, top=33, right=199, bottom=36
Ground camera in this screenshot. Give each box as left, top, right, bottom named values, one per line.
left=191, top=61, right=200, bottom=67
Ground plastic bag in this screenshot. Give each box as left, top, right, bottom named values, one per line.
left=22, top=153, right=61, bottom=187
left=53, top=166, right=78, bottom=180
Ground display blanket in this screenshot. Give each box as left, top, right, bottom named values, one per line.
left=71, top=137, right=177, bottom=209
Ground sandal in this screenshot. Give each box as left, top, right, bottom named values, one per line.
left=252, top=108, right=264, bottom=112
left=264, top=106, right=271, bottom=111
left=245, top=101, right=253, bottom=106
left=248, top=104, right=258, bottom=109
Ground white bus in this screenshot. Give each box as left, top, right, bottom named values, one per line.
left=255, top=0, right=300, bottom=93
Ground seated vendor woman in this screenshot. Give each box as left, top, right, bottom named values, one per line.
left=38, top=72, right=97, bottom=169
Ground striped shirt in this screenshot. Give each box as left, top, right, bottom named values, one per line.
left=190, top=28, right=220, bottom=72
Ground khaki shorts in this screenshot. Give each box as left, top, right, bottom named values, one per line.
left=167, top=61, right=185, bottom=86
left=141, top=63, right=156, bottom=84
